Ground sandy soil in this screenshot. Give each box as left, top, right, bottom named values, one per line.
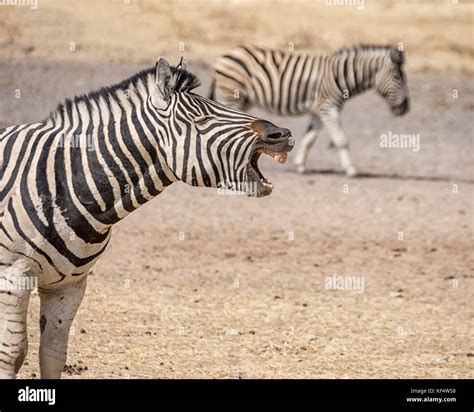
left=0, top=0, right=472, bottom=379
left=0, top=0, right=473, bottom=74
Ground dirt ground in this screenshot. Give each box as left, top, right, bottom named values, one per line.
left=0, top=0, right=472, bottom=378
left=0, top=0, right=473, bottom=74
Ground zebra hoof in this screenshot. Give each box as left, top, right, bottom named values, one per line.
left=295, top=165, right=306, bottom=174
left=346, top=167, right=358, bottom=177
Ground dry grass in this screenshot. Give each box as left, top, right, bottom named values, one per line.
left=0, top=0, right=473, bottom=73
left=18, top=174, right=473, bottom=378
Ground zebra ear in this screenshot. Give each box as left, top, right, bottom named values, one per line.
left=152, top=57, right=173, bottom=110
left=390, top=48, right=404, bottom=65
left=176, top=56, right=187, bottom=71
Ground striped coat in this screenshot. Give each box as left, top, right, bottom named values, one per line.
left=210, top=45, right=410, bottom=176
left=0, top=57, right=292, bottom=378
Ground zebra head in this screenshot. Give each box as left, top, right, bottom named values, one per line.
left=150, top=57, right=293, bottom=197
left=374, top=47, right=410, bottom=116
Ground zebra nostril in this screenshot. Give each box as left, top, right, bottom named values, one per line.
left=266, top=132, right=283, bottom=140
left=265, top=127, right=291, bottom=140
left=251, top=120, right=291, bottom=141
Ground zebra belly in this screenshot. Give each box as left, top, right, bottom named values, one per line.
left=0, top=195, right=110, bottom=288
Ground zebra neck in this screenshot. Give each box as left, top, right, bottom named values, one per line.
left=333, top=53, right=381, bottom=99
left=52, top=81, right=176, bottom=237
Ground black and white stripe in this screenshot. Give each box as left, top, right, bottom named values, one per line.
left=0, top=57, right=292, bottom=378
left=210, top=45, right=410, bottom=176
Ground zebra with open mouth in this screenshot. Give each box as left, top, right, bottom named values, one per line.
left=0, top=57, right=292, bottom=379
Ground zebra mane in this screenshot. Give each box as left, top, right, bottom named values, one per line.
left=48, top=65, right=201, bottom=121
left=170, top=65, right=201, bottom=94
left=333, top=44, right=394, bottom=57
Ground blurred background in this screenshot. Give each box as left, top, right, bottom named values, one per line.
left=0, top=0, right=473, bottom=73
left=1, top=0, right=472, bottom=379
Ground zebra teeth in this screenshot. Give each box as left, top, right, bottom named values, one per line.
left=263, top=150, right=288, bottom=165
left=274, top=153, right=288, bottom=164
left=260, top=178, right=274, bottom=189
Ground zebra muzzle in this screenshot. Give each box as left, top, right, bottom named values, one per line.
left=246, top=124, right=293, bottom=197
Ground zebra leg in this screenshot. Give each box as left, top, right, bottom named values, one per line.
left=38, top=277, right=87, bottom=378
left=294, top=116, right=322, bottom=174
left=0, top=266, right=31, bottom=378
left=320, top=108, right=358, bottom=177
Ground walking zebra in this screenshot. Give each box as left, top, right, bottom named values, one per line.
left=210, top=45, right=410, bottom=176
left=0, top=57, right=292, bottom=378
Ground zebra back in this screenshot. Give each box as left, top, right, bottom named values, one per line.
left=212, top=44, right=409, bottom=116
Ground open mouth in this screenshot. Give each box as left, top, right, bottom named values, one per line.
left=247, top=146, right=291, bottom=197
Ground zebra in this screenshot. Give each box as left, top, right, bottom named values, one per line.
left=209, top=44, right=410, bottom=176
left=0, top=57, right=293, bottom=378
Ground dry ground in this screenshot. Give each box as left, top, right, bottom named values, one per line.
left=0, top=0, right=472, bottom=378
left=0, top=61, right=471, bottom=379
left=0, top=0, right=473, bottom=73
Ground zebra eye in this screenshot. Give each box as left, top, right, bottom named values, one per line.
left=194, top=115, right=214, bottom=125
